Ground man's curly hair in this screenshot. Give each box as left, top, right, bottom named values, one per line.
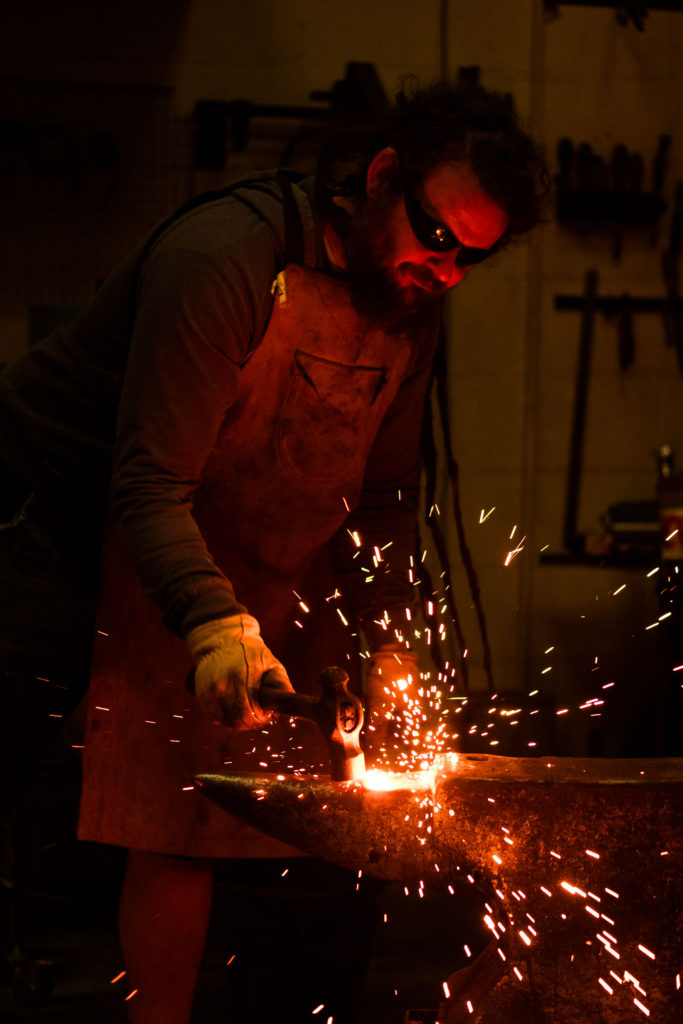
left=316, top=78, right=549, bottom=246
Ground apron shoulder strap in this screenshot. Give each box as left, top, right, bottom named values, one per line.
left=139, top=170, right=317, bottom=270
left=275, top=172, right=306, bottom=266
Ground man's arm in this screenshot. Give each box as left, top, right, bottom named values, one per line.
left=110, top=197, right=295, bottom=725
left=111, top=206, right=278, bottom=636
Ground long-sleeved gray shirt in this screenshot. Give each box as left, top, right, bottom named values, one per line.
left=0, top=171, right=439, bottom=643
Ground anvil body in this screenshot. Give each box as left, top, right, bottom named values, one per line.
left=196, top=754, right=683, bottom=1023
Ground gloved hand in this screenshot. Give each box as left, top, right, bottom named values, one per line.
left=186, top=614, right=293, bottom=729
left=363, top=646, right=420, bottom=762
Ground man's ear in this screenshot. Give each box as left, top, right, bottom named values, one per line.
left=366, top=147, right=400, bottom=199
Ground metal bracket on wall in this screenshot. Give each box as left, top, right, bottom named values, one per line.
left=544, top=1, right=683, bottom=31
left=193, top=61, right=389, bottom=170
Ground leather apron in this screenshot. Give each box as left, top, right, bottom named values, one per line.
left=78, top=262, right=418, bottom=858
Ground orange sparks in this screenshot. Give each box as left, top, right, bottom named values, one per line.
left=633, top=998, right=650, bottom=1016
left=483, top=915, right=497, bottom=936
left=442, top=981, right=451, bottom=999
left=638, top=944, right=656, bottom=961
left=624, top=972, right=646, bottom=995
left=227, top=954, right=236, bottom=966
left=125, top=989, right=139, bottom=1002
left=110, top=971, right=126, bottom=984
left=504, top=537, right=525, bottom=566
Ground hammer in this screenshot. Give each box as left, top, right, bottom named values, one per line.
left=260, top=666, right=366, bottom=782
left=188, top=665, right=365, bottom=781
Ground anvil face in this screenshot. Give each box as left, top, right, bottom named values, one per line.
left=196, top=754, right=683, bottom=1024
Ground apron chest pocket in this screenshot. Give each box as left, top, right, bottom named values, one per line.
left=276, top=349, right=387, bottom=485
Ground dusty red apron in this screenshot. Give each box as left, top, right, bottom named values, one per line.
left=78, top=262, right=417, bottom=857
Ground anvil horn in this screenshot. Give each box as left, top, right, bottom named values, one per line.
left=197, top=755, right=683, bottom=1024
left=193, top=771, right=437, bottom=883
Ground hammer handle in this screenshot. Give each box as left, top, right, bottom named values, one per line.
left=259, top=682, right=318, bottom=721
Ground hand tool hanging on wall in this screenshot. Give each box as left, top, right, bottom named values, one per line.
left=611, top=143, right=629, bottom=260
left=661, top=181, right=683, bottom=373
left=576, top=142, right=607, bottom=194
left=554, top=136, right=666, bottom=255
left=563, top=268, right=598, bottom=554
left=616, top=2, right=649, bottom=31
left=627, top=148, right=644, bottom=197
left=651, top=133, right=672, bottom=246
left=617, top=292, right=636, bottom=370
left=556, top=136, right=574, bottom=192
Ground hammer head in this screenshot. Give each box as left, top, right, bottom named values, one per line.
left=259, top=666, right=365, bottom=782
left=315, top=667, right=366, bottom=782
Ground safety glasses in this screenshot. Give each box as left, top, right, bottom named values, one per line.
left=403, top=179, right=503, bottom=266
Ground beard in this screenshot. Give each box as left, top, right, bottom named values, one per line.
left=342, top=191, right=446, bottom=334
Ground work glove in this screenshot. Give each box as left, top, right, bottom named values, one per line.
left=363, top=646, right=420, bottom=763
left=186, top=613, right=293, bottom=730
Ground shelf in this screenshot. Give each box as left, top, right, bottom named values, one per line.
left=556, top=190, right=666, bottom=225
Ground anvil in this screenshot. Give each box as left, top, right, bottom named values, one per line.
left=195, top=754, right=683, bottom=1024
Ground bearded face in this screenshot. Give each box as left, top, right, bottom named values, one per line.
left=340, top=154, right=508, bottom=334
left=343, top=188, right=448, bottom=333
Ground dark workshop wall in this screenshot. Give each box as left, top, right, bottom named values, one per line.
left=439, top=3, right=683, bottom=758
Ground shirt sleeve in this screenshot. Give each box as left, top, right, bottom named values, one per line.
left=110, top=204, right=281, bottom=636
left=332, top=306, right=441, bottom=653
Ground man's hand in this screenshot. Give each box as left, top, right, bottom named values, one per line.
left=186, top=614, right=293, bottom=729
left=363, top=646, right=420, bottom=762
